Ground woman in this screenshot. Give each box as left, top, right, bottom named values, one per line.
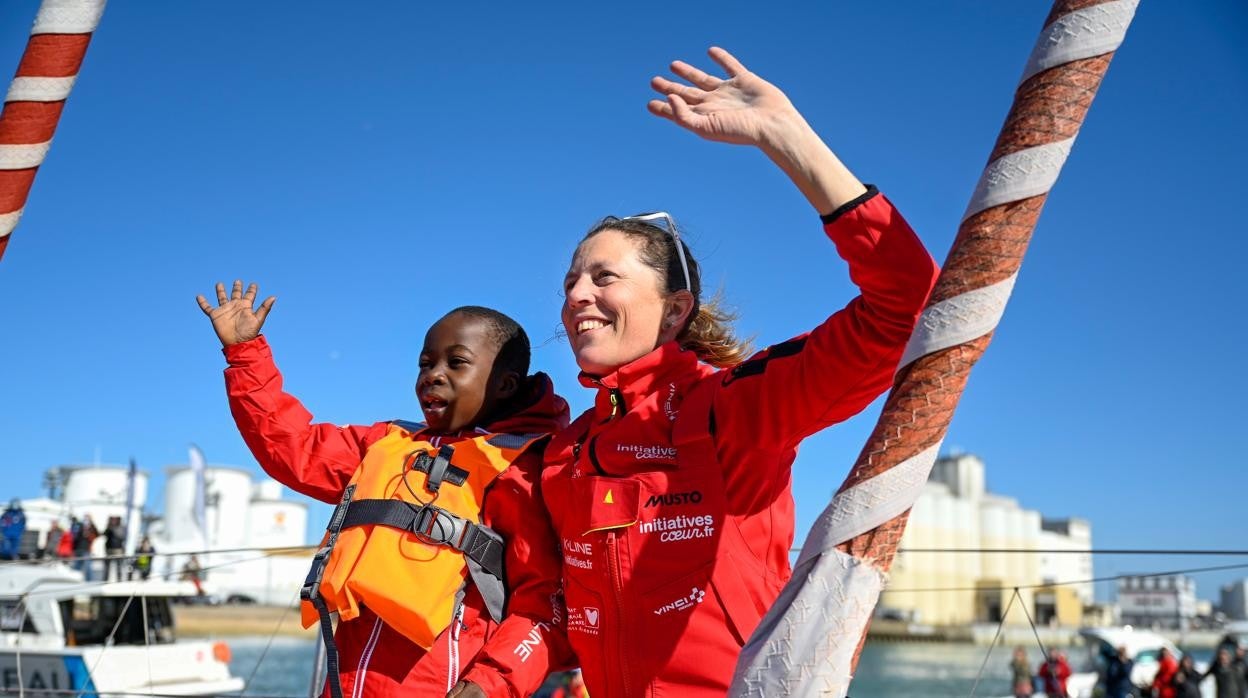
left=1038, top=648, right=1071, bottom=698
left=1151, top=647, right=1178, bottom=698
left=541, top=47, right=939, bottom=696
left=1173, top=654, right=1202, bottom=698
left=1012, top=646, right=1034, bottom=698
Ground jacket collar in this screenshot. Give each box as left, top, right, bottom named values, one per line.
left=578, top=341, right=710, bottom=418
left=416, top=372, right=570, bottom=440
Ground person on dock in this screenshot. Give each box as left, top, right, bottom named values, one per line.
left=0, top=498, right=26, bottom=560
left=41, top=520, right=64, bottom=559
left=1234, top=646, right=1248, bottom=698
left=1173, top=654, right=1202, bottom=698
left=71, top=514, right=98, bottom=580
left=1151, top=646, right=1177, bottom=698
left=198, top=283, right=572, bottom=698
left=132, top=536, right=155, bottom=580
left=103, top=515, right=126, bottom=581
left=55, top=522, right=73, bottom=559
left=181, top=554, right=204, bottom=595
left=1103, top=645, right=1135, bottom=698
left=1038, top=648, right=1072, bottom=698
left=1011, top=646, right=1034, bottom=698
left=1202, top=648, right=1240, bottom=698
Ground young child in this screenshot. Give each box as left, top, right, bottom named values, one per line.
left=197, top=281, right=571, bottom=698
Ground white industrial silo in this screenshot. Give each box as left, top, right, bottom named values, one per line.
left=164, top=465, right=254, bottom=549
left=251, top=479, right=283, bottom=502
left=246, top=499, right=308, bottom=549
left=60, top=464, right=149, bottom=550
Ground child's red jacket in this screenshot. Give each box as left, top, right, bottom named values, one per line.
left=223, top=336, right=572, bottom=697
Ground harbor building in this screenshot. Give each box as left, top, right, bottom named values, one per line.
left=1038, top=519, right=1094, bottom=603
left=1118, top=574, right=1197, bottom=631
left=1221, top=579, right=1248, bottom=621
left=877, top=452, right=1091, bottom=628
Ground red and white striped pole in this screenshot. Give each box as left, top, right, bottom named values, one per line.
left=730, top=1, right=1139, bottom=695
left=0, top=0, right=106, bottom=262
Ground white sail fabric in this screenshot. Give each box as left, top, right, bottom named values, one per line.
left=730, top=549, right=885, bottom=697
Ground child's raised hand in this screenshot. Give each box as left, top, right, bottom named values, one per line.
left=195, top=280, right=275, bottom=348
left=647, top=47, right=799, bottom=148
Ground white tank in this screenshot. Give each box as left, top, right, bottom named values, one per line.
left=251, top=479, right=284, bottom=501
left=246, top=500, right=308, bottom=549
left=164, top=465, right=253, bottom=549
left=163, top=467, right=198, bottom=545
left=60, top=464, right=149, bottom=550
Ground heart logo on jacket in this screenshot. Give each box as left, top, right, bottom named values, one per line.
left=585, top=607, right=600, bottom=627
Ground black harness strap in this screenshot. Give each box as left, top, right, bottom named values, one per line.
left=301, top=484, right=356, bottom=698
left=425, top=445, right=456, bottom=492
left=339, top=499, right=509, bottom=622
left=406, top=446, right=467, bottom=489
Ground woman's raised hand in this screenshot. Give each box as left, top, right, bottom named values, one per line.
left=648, top=47, right=799, bottom=148
left=651, top=46, right=866, bottom=214
left=195, top=280, right=276, bottom=347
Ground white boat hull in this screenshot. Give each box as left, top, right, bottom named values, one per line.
left=0, top=645, right=243, bottom=697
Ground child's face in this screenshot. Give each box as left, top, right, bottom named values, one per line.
left=416, top=313, right=510, bottom=434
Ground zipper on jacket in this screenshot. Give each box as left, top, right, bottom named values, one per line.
left=579, top=385, right=626, bottom=477
left=352, top=617, right=384, bottom=698
left=605, top=530, right=633, bottom=698
left=446, top=604, right=464, bottom=693
left=608, top=388, right=626, bottom=417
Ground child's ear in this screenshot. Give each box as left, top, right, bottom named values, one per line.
left=496, top=371, right=521, bottom=400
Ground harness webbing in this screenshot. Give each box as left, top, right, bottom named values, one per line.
left=301, top=484, right=357, bottom=698
left=341, top=500, right=505, bottom=579
left=337, top=498, right=508, bottom=622
left=301, top=492, right=511, bottom=696
left=411, top=445, right=459, bottom=491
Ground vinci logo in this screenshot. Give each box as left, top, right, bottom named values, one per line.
left=654, top=587, right=706, bottom=616
left=645, top=491, right=703, bottom=507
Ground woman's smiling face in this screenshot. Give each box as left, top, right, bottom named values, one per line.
left=562, top=229, right=671, bottom=376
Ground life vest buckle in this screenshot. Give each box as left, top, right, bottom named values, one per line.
left=301, top=485, right=357, bottom=603
left=409, top=504, right=467, bottom=549
left=300, top=545, right=332, bottom=601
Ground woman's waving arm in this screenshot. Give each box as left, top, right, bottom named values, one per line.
left=651, top=48, right=939, bottom=453
left=648, top=46, right=867, bottom=216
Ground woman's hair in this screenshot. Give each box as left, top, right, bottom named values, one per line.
left=580, top=216, right=753, bottom=368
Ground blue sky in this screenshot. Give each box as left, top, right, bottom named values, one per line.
left=1, top=2, right=1245, bottom=601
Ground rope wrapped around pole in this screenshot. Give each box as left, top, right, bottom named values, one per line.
left=0, top=0, right=107, bottom=262
left=729, top=1, right=1140, bottom=695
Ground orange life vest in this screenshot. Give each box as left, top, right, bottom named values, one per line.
left=300, top=421, right=545, bottom=652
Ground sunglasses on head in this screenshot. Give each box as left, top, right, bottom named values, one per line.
left=618, top=211, right=692, bottom=293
